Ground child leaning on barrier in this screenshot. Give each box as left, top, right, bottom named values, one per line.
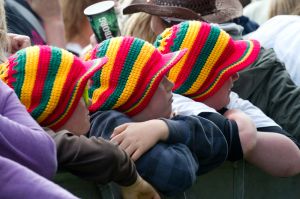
left=0, top=45, right=160, bottom=199
left=154, top=20, right=300, bottom=176
left=85, top=36, right=246, bottom=196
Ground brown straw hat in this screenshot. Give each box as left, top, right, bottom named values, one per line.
left=123, top=0, right=243, bottom=23
left=123, top=0, right=217, bottom=21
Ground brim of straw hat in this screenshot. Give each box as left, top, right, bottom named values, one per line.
left=122, top=48, right=188, bottom=116
left=123, top=2, right=205, bottom=21
left=49, top=57, right=108, bottom=130
left=202, top=2, right=243, bottom=23
left=123, top=1, right=244, bottom=23
left=190, top=39, right=260, bottom=101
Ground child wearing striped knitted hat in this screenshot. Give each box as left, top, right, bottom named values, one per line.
left=87, top=36, right=238, bottom=196
left=0, top=45, right=162, bottom=199
left=154, top=20, right=300, bottom=176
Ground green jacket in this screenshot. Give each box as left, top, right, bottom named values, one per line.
left=233, top=47, right=300, bottom=145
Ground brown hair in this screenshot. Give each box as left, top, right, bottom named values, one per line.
left=60, top=0, right=101, bottom=41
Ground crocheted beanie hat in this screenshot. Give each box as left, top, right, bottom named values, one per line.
left=154, top=21, right=260, bottom=101
left=85, top=36, right=187, bottom=116
left=0, top=45, right=107, bottom=130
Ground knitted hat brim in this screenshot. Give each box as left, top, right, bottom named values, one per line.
left=119, top=48, right=188, bottom=116
left=48, top=57, right=108, bottom=130
left=123, top=3, right=206, bottom=20
left=190, top=39, right=260, bottom=101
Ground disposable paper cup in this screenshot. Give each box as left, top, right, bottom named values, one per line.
left=84, top=1, right=120, bottom=43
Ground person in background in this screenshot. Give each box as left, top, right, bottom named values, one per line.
left=60, top=0, right=101, bottom=56
left=246, top=14, right=300, bottom=86
left=5, top=0, right=66, bottom=47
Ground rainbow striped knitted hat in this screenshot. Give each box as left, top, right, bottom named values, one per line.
left=154, top=21, right=261, bottom=101
left=0, top=45, right=107, bottom=130
left=86, top=36, right=187, bottom=115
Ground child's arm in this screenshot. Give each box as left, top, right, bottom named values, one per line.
left=223, top=109, right=257, bottom=157
left=90, top=110, right=198, bottom=195
left=90, top=109, right=229, bottom=178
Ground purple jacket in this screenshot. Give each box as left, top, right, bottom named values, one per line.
left=0, top=156, right=77, bottom=199
left=0, top=80, right=57, bottom=178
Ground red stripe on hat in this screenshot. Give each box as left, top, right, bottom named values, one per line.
left=28, top=46, right=51, bottom=113
left=160, top=25, right=180, bottom=54
left=118, top=50, right=159, bottom=112
left=91, top=37, right=135, bottom=109
left=174, top=23, right=211, bottom=91
left=45, top=57, right=80, bottom=126
left=193, top=38, right=235, bottom=97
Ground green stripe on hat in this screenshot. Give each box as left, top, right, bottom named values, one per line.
left=88, top=41, right=110, bottom=98
left=175, top=25, right=221, bottom=94
left=12, top=51, right=26, bottom=100
left=32, top=48, right=62, bottom=120
left=153, top=34, right=163, bottom=48
left=170, top=22, right=189, bottom=53
left=101, top=38, right=144, bottom=109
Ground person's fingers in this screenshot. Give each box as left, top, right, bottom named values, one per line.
left=118, top=138, right=131, bottom=151
left=131, top=148, right=143, bottom=161
left=18, top=37, right=31, bottom=48
left=111, top=123, right=129, bottom=138
left=124, top=144, right=137, bottom=158
left=110, top=133, right=124, bottom=145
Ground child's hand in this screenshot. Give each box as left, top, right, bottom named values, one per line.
left=121, top=174, right=161, bottom=199
left=7, top=33, right=31, bottom=54
left=110, top=120, right=169, bottom=161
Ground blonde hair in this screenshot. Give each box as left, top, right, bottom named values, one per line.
left=123, top=13, right=156, bottom=43
left=269, top=0, right=300, bottom=18
left=60, top=0, right=100, bottom=41
left=0, top=0, right=8, bottom=63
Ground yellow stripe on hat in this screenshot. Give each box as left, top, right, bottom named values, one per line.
left=20, top=46, right=40, bottom=109
left=186, top=30, right=230, bottom=95
left=157, top=28, right=173, bottom=53
left=49, top=77, right=82, bottom=128
left=112, top=42, right=155, bottom=108
left=0, top=62, right=9, bottom=83
left=125, top=50, right=181, bottom=114
left=168, top=21, right=201, bottom=84
left=195, top=41, right=255, bottom=98
left=37, top=50, right=74, bottom=123
left=92, top=37, right=122, bottom=101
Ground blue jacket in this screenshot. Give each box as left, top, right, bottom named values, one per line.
left=89, top=110, right=230, bottom=196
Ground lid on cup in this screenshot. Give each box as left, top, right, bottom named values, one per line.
left=84, top=1, right=115, bottom=16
